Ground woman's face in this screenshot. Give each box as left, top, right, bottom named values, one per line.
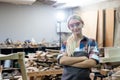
left=68, top=19, right=83, bottom=35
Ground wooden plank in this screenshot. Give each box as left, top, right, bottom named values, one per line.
left=100, top=69, right=110, bottom=76
left=104, top=47, right=120, bottom=58
left=80, top=11, right=98, bottom=40
left=114, top=7, right=120, bottom=46
left=46, top=49, right=60, bottom=53
left=105, top=8, right=114, bottom=47
left=0, top=52, right=24, bottom=60
left=100, top=57, right=120, bottom=63
left=100, top=47, right=120, bottom=63
left=27, top=69, right=63, bottom=77
left=97, top=10, right=104, bottom=47
left=18, top=53, right=28, bottom=80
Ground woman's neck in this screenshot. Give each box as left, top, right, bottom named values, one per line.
left=73, top=34, right=83, bottom=41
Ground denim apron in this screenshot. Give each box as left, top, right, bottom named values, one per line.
left=61, top=51, right=91, bottom=80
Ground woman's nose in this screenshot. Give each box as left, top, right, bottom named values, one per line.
left=74, top=25, right=78, bottom=28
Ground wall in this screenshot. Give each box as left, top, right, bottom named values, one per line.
left=75, top=0, right=120, bottom=12
left=0, top=1, right=59, bottom=43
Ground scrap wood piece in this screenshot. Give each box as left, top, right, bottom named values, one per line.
left=100, top=69, right=110, bottom=76
left=46, top=53, right=59, bottom=58
left=46, top=49, right=60, bottom=53
left=27, top=69, right=63, bottom=77
left=105, top=8, right=114, bottom=47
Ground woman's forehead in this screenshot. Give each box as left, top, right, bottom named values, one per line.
left=69, top=19, right=80, bottom=24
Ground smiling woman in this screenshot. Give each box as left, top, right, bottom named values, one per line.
left=57, top=14, right=100, bottom=80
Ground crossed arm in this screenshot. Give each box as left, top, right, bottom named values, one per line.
left=59, top=53, right=97, bottom=68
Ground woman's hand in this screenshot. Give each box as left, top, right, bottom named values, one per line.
left=63, top=52, right=68, bottom=56
left=59, top=56, right=88, bottom=66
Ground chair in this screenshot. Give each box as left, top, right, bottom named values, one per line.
left=0, top=52, right=28, bottom=80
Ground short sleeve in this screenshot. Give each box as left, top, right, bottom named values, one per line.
left=60, top=41, right=66, bottom=52
left=88, top=40, right=100, bottom=64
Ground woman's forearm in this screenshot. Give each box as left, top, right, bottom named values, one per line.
left=71, top=59, right=97, bottom=68
left=59, top=56, right=88, bottom=65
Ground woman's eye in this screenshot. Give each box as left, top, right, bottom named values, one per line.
left=76, top=22, right=80, bottom=26
left=69, top=22, right=80, bottom=28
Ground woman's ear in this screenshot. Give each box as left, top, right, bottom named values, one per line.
left=81, top=20, right=84, bottom=25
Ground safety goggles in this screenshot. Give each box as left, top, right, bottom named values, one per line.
left=69, top=22, right=81, bottom=28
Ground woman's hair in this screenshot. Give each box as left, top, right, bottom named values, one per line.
left=67, top=14, right=84, bottom=28
left=66, top=15, right=84, bottom=56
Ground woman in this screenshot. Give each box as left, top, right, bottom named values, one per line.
left=57, top=14, right=100, bottom=80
